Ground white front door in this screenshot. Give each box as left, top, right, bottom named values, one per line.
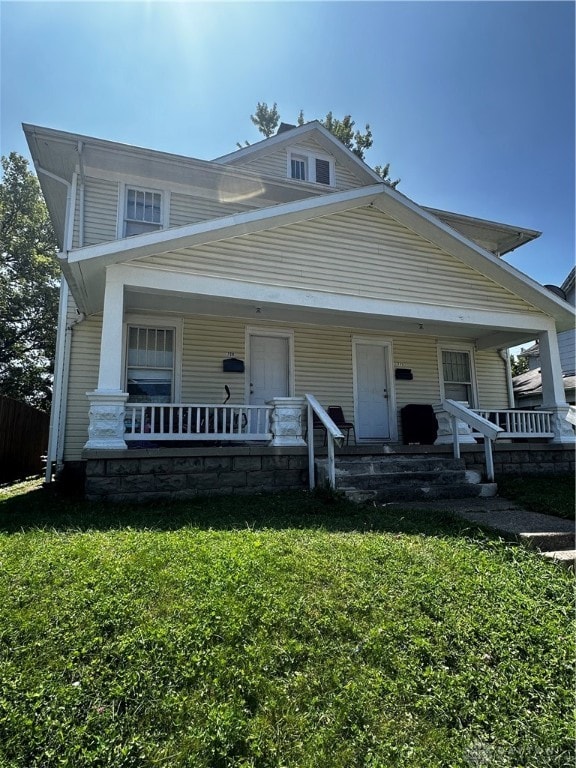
left=249, top=334, right=290, bottom=405
left=354, top=342, right=391, bottom=440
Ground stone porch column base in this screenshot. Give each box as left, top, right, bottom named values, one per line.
left=268, top=397, right=306, bottom=447
left=541, top=405, right=576, bottom=444
left=433, top=402, right=477, bottom=445
left=84, top=390, right=129, bottom=450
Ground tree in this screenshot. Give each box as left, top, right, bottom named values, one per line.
left=0, top=152, right=60, bottom=410
left=250, top=101, right=280, bottom=138
left=245, top=103, right=400, bottom=187
left=510, top=352, right=529, bottom=377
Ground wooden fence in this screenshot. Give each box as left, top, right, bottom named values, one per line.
left=0, top=396, right=50, bottom=483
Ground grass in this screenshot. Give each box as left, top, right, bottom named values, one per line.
left=497, top=474, right=575, bottom=520
left=0, top=479, right=574, bottom=767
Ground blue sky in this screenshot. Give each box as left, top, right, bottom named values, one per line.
left=1, top=1, right=574, bottom=288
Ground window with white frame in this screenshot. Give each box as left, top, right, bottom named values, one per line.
left=290, top=155, right=307, bottom=181
left=288, top=150, right=333, bottom=186
left=126, top=326, right=174, bottom=403
left=124, top=187, right=162, bottom=237
left=441, top=349, right=475, bottom=406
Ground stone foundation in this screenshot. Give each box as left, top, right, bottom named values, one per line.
left=84, top=446, right=309, bottom=503
left=81, top=442, right=574, bottom=503
left=460, top=442, right=575, bottom=477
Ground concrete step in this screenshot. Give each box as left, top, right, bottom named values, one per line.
left=341, top=482, right=498, bottom=504
left=320, top=456, right=466, bottom=475
left=541, top=550, right=576, bottom=570
left=337, top=469, right=470, bottom=490
left=518, top=531, right=576, bottom=552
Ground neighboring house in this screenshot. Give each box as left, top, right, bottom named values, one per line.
left=513, top=267, right=576, bottom=406
left=24, top=121, right=575, bottom=493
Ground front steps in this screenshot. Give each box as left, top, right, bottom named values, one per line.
left=316, top=455, right=497, bottom=504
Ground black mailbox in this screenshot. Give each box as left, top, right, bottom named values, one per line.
left=222, top=357, right=245, bottom=373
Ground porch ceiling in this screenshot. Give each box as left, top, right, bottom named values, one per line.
left=124, top=286, right=544, bottom=349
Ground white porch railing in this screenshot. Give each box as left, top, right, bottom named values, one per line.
left=442, top=399, right=503, bottom=482
left=305, top=394, right=344, bottom=490
left=124, top=403, right=273, bottom=442
left=474, top=408, right=554, bottom=439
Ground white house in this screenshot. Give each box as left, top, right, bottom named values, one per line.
left=24, top=121, right=575, bottom=499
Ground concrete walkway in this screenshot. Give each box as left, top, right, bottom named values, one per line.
left=383, top=496, right=575, bottom=569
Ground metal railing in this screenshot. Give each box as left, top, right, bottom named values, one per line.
left=124, top=403, right=273, bottom=442
left=474, top=408, right=553, bottom=438
left=442, top=399, right=503, bottom=481
left=305, top=394, right=344, bottom=490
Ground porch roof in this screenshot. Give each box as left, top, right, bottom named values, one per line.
left=60, top=183, right=574, bottom=337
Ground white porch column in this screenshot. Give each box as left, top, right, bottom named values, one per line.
left=84, top=268, right=128, bottom=450
left=538, top=329, right=575, bottom=443
left=268, top=397, right=306, bottom=447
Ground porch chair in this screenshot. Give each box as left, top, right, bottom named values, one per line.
left=327, top=406, right=356, bottom=445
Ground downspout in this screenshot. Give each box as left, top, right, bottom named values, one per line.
left=37, top=165, right=77, bottom=482
left=44, top=280, right=69, bottom=482
left=499, top=348, right=515, bottom=408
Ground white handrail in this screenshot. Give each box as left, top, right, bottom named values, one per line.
left=305, top=394, right=345, bottom=490
left=443, top=399, right=503, bottom=481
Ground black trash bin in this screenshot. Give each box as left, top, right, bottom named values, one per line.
left=400, top=404, right=438, bottom=445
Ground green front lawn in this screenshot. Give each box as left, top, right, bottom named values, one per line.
left=497, top=474, right=575, bottom=520
left=0, top=480, right=574, bottom=767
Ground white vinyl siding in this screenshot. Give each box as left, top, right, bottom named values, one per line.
left=169, top=193, right=255, bottom=228
left=63, top=309, right=101, bottom=461
left=558, top=329, right=575, bottom=374
left=140, top=206, right=540, bottom=314
left=63, top=311, right=509, bottom=460
left=230, top=136, right=364, bottom=191
left=475, top=350, right=510, bottom=408
left=82, top=177, right=119, bottom=246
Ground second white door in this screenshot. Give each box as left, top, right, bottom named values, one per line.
left=249, top=334, right=290, bottom=405
left=354, top=342, right=391, bottom=440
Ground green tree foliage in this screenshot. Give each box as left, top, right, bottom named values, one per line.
left=250, top=101, right=280, bottom=138
left=246, top=103, right=400, bottom=187
left=510, top=352, right=529, bottom=377
left=0, top=153, right=60, bottom=410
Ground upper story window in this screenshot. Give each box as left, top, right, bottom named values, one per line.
left=288, top=150, right=334, bottom=186
left=124, top=187, right=162, bottom=237
left=291, top=155, right=307, bottom=181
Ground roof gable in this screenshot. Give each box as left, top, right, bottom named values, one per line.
left=213, top=121, right=381, bottom=188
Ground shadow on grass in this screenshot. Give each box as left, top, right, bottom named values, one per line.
left=0, top=483, right=478, bottom=539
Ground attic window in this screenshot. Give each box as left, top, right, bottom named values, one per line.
left=288, top=150, right=333, bottom=186
left=291, top=155, right=307, bottom=181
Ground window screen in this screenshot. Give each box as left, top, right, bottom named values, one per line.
left=442, top=350, right=473, bottom=404
left=126, top=326, right=174, bottom=403
left=124, top=188, right=162, bottom=236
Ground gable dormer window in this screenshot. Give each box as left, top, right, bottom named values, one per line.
left=291, top=155, right=307, bottom=181
left=124, top=186, right=163, bottom=237
left=288, top=150, right=334, bottom=186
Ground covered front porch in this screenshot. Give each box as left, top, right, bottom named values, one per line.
left=77, top=261, right=574, bottom=495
